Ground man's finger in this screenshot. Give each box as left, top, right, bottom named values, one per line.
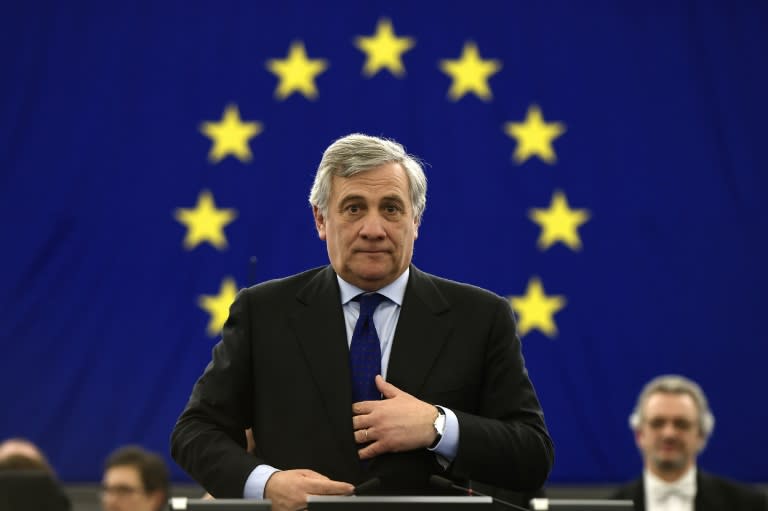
left=351, top=400, right=377, bottom=415
left=305, top=478, right=355, bottom=495
left=375, top=375, right=400, bottom=399
left=357, top=442, right=382, bottom=460
left=298, top=469, right=330, bottom=481
left=353, top=427, right=374, bottom=444
left=352, top=414, right=374, bottom=431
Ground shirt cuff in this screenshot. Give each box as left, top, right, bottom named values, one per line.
left=243, top=464, right=280, bottom=499
left=427, top=406, right=459, bottom=466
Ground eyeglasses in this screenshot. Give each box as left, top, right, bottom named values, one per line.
left=646, top=417, right=695, bottom=431
left=100, top=484, right=145, bottom=498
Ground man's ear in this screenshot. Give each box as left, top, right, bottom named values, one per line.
left=413, top=217, right=419, bottom=240
left=694, top=429, right=707, bottom=454
left=633, top=427, right=644, bottom=449
left=313, top=206, right=327, bottom=240
left=149, top=490, right=165, bottom=511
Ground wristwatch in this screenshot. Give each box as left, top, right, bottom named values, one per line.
left=429, top=406, right=446, bottom=449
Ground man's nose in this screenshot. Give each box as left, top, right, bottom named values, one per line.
left=660, top=422, right=678, bottom=437
left=359, top=213, right=386, bottom=238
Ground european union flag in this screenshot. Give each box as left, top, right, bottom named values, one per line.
left=1, top=2, right=766, bottom=484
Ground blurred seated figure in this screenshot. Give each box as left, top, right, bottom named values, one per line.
left=101, top=445, right=169, bottom=511
left=613, top=375, right=767, bottom=510
left=0, top=437, right=71, bottom=511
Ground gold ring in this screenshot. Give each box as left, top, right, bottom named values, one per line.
left=364, top=429, right=369, bottom=442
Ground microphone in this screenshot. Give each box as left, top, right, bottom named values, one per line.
left=353, top=477, right=381, bottom=495
left=429, top=475, right=530, bottom=511
left=248, top=255, right=258, bottom=285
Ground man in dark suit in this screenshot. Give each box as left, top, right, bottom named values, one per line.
left=171, top=133, right=554, bottom=511
left=613, top=375, right=767, bottom=510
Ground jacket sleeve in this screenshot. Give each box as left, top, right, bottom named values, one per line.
left=170, top=289, right=263, bottom=498
left=448, top=296, right=554, bottom=491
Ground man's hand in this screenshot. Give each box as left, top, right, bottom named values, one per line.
left=352, top=375, right=439, bottom=460
left=264, top=469, right=354, bottom=511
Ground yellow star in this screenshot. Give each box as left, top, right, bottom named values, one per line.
left=174, top=190, right=237, bottom=250
left=509, top=277, right=566, bottom=338
left=529, top=190, right=591, bottom=251
left=266, top=41, right=328, bottom=100
left=200, top=104, right=262, bottom=163
left=198, top=277, right=238, bottom=337
left=504, top=105, right=566, bottom=164
left=439, top=41, right=501, bottom=101
left=354, top=18, right=415, bottom=77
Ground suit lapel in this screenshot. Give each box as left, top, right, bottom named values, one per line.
left=386, top=266, right=452, bottom=394
left=634, top=479, right=646, bottom=511
left=694, top=472, right=719, bottom=511
left=290, top=266, right=358, bottom=468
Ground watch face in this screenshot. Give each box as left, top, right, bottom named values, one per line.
left=434, top=413, right=446, bottom=434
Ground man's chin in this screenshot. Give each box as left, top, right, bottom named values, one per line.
left=345, top=265, right=395, bottom=289
left=652, top=454, right=688, bottom=472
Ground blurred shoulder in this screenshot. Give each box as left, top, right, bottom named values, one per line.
left=699, top=471, right=768, bottom=506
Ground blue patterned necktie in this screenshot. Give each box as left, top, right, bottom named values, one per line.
left=349, top=293, right=386, bottom=403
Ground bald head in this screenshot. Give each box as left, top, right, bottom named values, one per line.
left=0, top=438, right=54, bottom=475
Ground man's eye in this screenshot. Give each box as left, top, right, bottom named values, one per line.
left=647, top=418, right=693, bottom=431
left=346, top=205, right=361, bottom=213
left=384, top=205, right=400, bottom=214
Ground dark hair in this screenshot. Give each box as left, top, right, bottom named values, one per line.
left=104, top=445, right=169, bottom=496
left=0, top=454, right=54, bottom=474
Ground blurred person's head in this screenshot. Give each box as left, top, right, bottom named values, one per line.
left=0, top=438, right=70, bottom=510
left=0, top=438, right=55, bottom=475
left=101, top=446, right=169, bottom=511
left=629, top=375, right=714, bottom=482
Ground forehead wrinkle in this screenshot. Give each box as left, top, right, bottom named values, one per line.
left=334, top=184, right=410, bottom=205
left=331, top=166, right=409, bottom=194
left=644, top=394, right=699, bottom=420
left=338, top=193, right=406, bottom=204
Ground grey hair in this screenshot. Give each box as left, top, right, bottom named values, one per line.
left=309, top=133, right=427, bottom=222
left=629, top=374, right=715, bottom=439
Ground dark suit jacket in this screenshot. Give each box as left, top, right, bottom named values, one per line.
left=0, top=470, right=71, bottom=511
left=613, top=471, right=768, bottom=511
left=171, top=265, right=554, bottom=497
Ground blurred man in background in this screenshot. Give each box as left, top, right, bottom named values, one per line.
left=101, top=445, right=169, bottom=511
left=614, top=375, right=767, bottom=510
left=0, top=437, right=71, bottom=511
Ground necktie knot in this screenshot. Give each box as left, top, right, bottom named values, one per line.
left=356, top=292, right=385, bottom=318
left=652, top=479, right=695, bottom=502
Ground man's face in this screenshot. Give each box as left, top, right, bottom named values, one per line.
left=635, top=392, right=705, bottom=477
left=314, top=162, right=419, bottom=291
left=101, top=465, right=161, bottom=511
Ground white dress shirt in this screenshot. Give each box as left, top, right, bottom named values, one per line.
left=644, top=466, right=697, bottom=511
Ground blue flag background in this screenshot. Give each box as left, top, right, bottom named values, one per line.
left=2, top=2, right=766, bottom=484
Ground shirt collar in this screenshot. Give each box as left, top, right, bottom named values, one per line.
left=337, top=267, right=409, bottom=307
left=645, top=466, right=697, bottom=501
